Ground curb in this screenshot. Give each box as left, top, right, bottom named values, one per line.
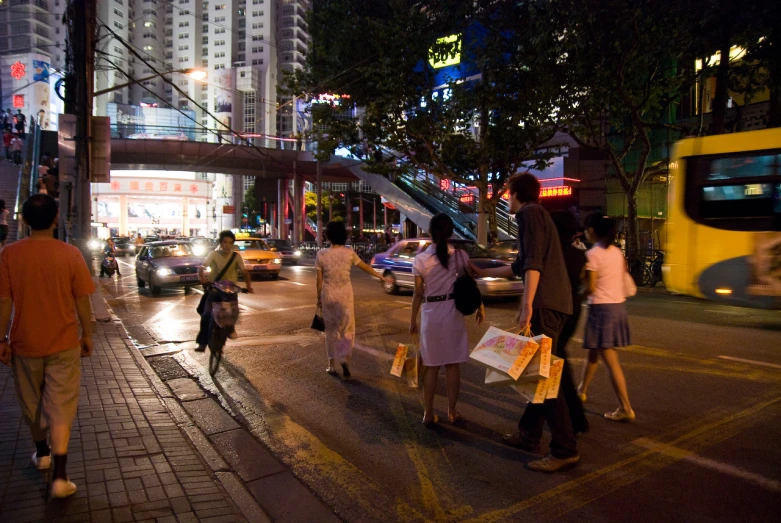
left=104, top=309, right=272, bottom=522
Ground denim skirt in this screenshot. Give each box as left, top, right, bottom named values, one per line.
left=582, top=303, right=631, bottom=349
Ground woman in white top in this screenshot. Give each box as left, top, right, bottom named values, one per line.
left=410, top=214, right=485, bottom=426
left=578, top=213, right=635, bottom=422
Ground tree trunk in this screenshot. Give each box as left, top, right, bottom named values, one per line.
left=477, top=184, right=489, bottom=245
left=485, top=197, right=498, bottom=244
left=711, top=38, right=732, bottom=135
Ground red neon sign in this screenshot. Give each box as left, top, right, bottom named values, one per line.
left=540, top=186, right=572, bottom=198
left=12, top=95, right=24, bottom=108
left=10, top=61, right=25, bottom=80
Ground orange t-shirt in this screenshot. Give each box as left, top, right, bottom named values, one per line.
left=0, top=237, right=95, bottom=357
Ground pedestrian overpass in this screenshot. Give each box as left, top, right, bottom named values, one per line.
left=110, top=138, right=439, bottom=235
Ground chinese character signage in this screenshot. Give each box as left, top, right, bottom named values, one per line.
left=12, top=95, right=24, bottom=108
left=540, top=186, right=573, bottom=198
left=95, top=178, right=210, bottom=198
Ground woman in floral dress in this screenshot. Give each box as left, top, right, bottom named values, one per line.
left=316, top=221, right=386, bottom=377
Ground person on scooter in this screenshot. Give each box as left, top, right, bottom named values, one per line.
left=99, top=239, right=121, bottom=278
left=195, top=230, right=254, bottom=352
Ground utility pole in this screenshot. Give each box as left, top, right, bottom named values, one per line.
left=316, top=160, right=322, bottom=248
left=67, top=0, right=96, bottom=260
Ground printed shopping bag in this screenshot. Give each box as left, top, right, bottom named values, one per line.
left=513, top=334, right=552, bottom=382
left=511, top=378, right=549, bottom=404
left=470, top=326, right=540, bottom=379
left=404, top=353, right=421, bottom=388
left=545, top=356, right=565, bottom=400
left=390, top=343, right=409, bottom=377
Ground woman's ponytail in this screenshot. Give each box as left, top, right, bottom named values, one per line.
left=429, top=213, right=455, bottom=268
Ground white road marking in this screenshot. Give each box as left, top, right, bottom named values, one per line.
left=394, top=300, right=410, bottom=304
left=285, top=281, right=307, bottom=286
left=633, top=437, right=781, bottom=494
left=143, top=297, right=187, bottom=326
left=717, top=356, right=781, bottom=370
left=116, top=259, right=135, bottom=269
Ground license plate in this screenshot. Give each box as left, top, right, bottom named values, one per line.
left=253, top=264, right=267, bottom=271
left=180, top=275, right=199, bottom=282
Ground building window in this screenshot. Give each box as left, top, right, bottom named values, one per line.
left=114, top=21, right=124, bottom=30
left=144, top=20, right=157, bottom=28
left=202, top=47, right=208, bottom=56
left=215, top=27, right=225, bottom=34
left=215, top=16, right=225, bottom=22
left=214, top=40, right=225, bottom=46
left=251, top=35, right=263, bottom=41
left=178, top=56, right=189, bottom=63
left=114, top=46, right=124, bottom=55
left=251, top=59, right=263, bottom=65
left=179, top=0, right=188, bottom=3
left=114, top=0, right=123, bottom=4
left=143, top=33, right=157, bottom=40
left=202, top=36, right=208, bottom=44
left=251, top=23, right=263, bottom=29
left=113, top=7, right=123, bottom=17
left=179, top=33, right=189, bottom=39
left=238, top=53, right=245, bottom=61
left=252, top=0, right=264, bottom=4
left=178, top=44, right=189, bottom=50
left=214, top=4, right=226, bottom=10
left=252, top=11, right=263, bottom=17
left=214, top=64, right=225, bottom=69
left=143, top=45, right=155, bottom=51
left=178, top=21, right=189, bottom=27
left=251, top=46, right=263, bottom=54
left=214, top=52, right=225, bottom=58
left=142, top=9, right=157, bottom=15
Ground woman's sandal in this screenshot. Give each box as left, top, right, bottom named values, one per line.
left=447, top=413, right=463, bottom=425
left=422, top=414, right=439, bottom=427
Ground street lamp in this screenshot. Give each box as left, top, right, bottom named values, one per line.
left=93, top=68, right=208, bottom=97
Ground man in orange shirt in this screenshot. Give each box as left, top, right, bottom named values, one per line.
left=0, top=194, right=95, bottom=498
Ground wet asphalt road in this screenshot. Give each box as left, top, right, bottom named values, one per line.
left=97, top=255, right=781, bottom=523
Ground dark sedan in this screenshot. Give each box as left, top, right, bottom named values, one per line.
left=265, top=239, right=301, bottom=265
left=135, top=241, right=203, bottom=296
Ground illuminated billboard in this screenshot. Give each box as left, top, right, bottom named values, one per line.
left=429, top=34, right=461, bottom=69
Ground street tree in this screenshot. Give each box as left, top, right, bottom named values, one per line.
left=288, top=0, right=566, bottom=243
left=543, top=0, right=693, bottom=263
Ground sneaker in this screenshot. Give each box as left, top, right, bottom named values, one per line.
left=527, top=454, right=580, bottom=473
left=604, top=408, right=636, bottom=422
left=194, top=344, right=207, bottom=352
left=502, top=432, right=541, bottom=454
left=31, top=452, right=51, bottom=470
left=51, top=478, right=77, bottom=498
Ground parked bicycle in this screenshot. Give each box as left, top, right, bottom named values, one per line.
left=206, top=280, right=247, bottom=375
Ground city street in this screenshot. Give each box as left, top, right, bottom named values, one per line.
left=97, top=255, right=781, bottom=523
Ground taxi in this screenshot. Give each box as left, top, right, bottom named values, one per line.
left=234, top=237, right=282, bottom=279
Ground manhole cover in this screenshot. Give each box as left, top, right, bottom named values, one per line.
left=148, top=356, right=189, bottom=381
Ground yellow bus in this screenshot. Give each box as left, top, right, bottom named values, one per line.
left=664, top=127, right=781, bottom=309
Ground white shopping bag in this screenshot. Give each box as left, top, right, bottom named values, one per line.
left=511, top=378, right=550, bottom=404
left=545, top=356, right=565, bottom=400
left=513, top=334, right=552, bottom=383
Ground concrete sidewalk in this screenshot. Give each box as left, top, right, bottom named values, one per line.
left=0, top=319, right=253, bottom=522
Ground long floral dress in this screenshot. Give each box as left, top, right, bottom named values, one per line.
left=315, top=246, right=362, bottom=364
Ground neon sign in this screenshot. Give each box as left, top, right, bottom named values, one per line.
left=540, top=186, right=573, bottom=198
left=12, top=95, right=24, bottom=108
left=10, top=61, right=25, bottom=80
left=429, top=34, right=461, bottom=69
left=311, top=93, right=351, bottom=104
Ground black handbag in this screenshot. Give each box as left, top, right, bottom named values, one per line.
left=311, top=307, right=325, bottom=332
left=196, top=252, right=237, bottom=314
left=453, top=250, right=482, bottom=315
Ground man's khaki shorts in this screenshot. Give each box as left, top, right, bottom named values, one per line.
left=12, top=348, right=81, bottom=428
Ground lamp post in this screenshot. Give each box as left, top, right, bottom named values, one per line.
left=93, top=68, right=207, bottom=97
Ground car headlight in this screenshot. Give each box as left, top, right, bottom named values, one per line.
left=204, top=266, right=212, bottom=273
left=293, top=250, right=302, bottom=256
left=156, top=268, right=173, bottom=276
left=193, top=246, right=206, bottom=256
left=88, top=240, right=101, bottom=250
left=273, top=259, right=282, bottom=264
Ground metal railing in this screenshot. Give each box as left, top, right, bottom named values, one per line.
left=394, top=173, right=476, bottom=240
left=298, top=241, right=390, bottom=263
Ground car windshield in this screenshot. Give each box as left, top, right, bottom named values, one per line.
left=234, top=240, right=269, bottom=251
left=149, top=244, right=194, bottom=258
left=452, top=241, right=490, bottom=258
left=112, top=238, right=129, bottom=245
left=268, top=240, right=291, bottom=249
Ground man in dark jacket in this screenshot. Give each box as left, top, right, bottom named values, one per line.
left=477, top=173, right=579, bottom=472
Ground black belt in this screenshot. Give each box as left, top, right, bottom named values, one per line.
left=424, top=293, right=455, bottom=303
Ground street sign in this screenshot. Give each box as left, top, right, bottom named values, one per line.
left=223, top=205, right=235, bottom=214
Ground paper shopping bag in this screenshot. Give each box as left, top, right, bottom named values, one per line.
left=404, top=353, right=421, bottom=388
left=545, top=356, right=565, bottom=400
left=513, top=335, right=552, bottom=383
left=511, top=378, right=550, bottom=404
left=471, top=326, right=540, bottom=378
left=390, top=343, right=409, bottom=377
left=484, top=368, right=516, bottom=386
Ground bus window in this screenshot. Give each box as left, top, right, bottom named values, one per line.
left=685, top=149, right=781, bottom=231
